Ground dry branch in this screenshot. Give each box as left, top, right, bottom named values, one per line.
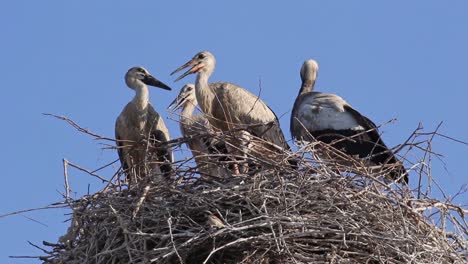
left=11, top=116, right=468, bottom=263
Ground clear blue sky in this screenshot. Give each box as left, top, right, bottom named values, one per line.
left=1, top=1, right=466, bottom=262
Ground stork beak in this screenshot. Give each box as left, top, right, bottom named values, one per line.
left=167, top=97, right=180, bottom=111
left=143, top=75, right=172, bottom=90
left=167, top=93, right=187, bottom=111
left=171, top=59, right=203, bottom=82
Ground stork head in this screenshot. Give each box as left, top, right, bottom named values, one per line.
left=171, top=51, right=216, bottom=81
left=299, top=59, right=319, bottom=92
left=167, top=84, right=197, bottom=111
left=125, top=66, right=172, bottom=90
left=300, top=59, right=319, bottom=82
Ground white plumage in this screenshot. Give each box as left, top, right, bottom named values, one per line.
left=291, top=59, right=407, bottom=183
left=295, top=92, right=364, bottom=132
left=168, top=83, right=229, bottom=179
left=172, top=51, right=295, bottom=173
left=115, top=66, right=173, bottom=186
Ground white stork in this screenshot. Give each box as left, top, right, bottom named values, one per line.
left=168, top=84, right=229, bottom=179
left=115, top=66, right=173, bottom=186
left=171, top=51, right=296, bottom=173
left=290, top=60, right=407, bottom=183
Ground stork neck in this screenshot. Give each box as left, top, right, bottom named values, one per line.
left=132, top=84, right=149, bottom=111
left=299, top=79, right=315, bottom=95
left=195, top=72, right=215, bottom=114
left=181, top=102, right=196, bottom=119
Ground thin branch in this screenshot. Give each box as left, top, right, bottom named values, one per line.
left=63, top=159, right=71, bottom=202
left=43, top=113, right=116, bottom=142
left=65, top=160, right=109, bottom=183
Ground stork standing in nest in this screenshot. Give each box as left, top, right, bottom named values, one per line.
left=168, top=84, right=229, bottom=179
left=171, top=51, right=295, bottom=174
left=290, top=59, right=407, bottom=183
left=116, top=66, right=174, bottom=186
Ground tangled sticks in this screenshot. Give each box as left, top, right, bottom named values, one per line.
left=43, top=168, right=466, bottom=263
left=30, top=117, right=467, bottom=263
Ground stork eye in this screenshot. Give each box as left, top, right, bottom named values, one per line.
left=137, top=68, right=145, bottom=73
left=187, top=86, right=193, bottom=90
left=198, top=54, right=206, bottom=59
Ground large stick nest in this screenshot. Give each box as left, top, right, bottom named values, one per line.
left=31, top=117, right=467, bottom=263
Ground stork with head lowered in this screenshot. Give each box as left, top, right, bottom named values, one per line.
left=290, top=59, right=407, bottom=183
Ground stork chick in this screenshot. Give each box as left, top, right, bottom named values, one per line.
left=168, top=84, right=229, bottom=179
left=115, top=66, right=173, bottom=187
left=171, top=51, right=296, bottom=174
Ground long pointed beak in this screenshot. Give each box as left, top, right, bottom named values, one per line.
left=167, top=97, right=179, bottom=110
left=167, top=96, right=185, bottom=111
left=171, top=59, right=201, bottom=82
left=143, top=75, right=172, bottom=90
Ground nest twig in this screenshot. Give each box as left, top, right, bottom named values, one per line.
left=9, top=115, right=468, bottom=263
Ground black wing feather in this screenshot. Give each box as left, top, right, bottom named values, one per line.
left=115, top=133, right=129, bottom=173
left=344, top=105, right=407, bottom=183
left=262, top=105, right=291, bottom=151
left=149, top=130, right=173, bottom=176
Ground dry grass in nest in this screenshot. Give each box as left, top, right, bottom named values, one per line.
left=7, top=116, right=467, bottom=263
